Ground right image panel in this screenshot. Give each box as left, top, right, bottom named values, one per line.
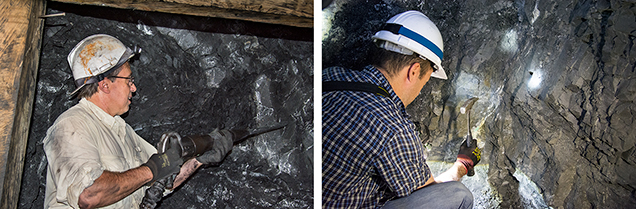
left=321, top=0, right=636, bottom=208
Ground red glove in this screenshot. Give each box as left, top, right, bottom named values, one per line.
left=456, top=137, right=481, bottom=176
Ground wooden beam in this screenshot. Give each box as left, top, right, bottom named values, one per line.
left=167, top=0, right=312, bottom=18
left=50, top=0, right=313, bottom=28
left=0, top=0, right=46, bottom=208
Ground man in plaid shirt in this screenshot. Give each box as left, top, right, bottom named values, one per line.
left=322, top=11, right=481, bottom=208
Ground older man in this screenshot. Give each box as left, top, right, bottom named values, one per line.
left=43, top=34, right=233, bottom=209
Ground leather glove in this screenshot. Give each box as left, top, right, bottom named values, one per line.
left=456, top=137, right=481, bottom=176
left=143, top=132, right=184, bottom=184
left=195, top=129, right=233, bottom=165
left=140, top=173, right=177, bottom=209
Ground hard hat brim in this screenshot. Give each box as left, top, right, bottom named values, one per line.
left=69, top=82, right=88, bottom=96
left=430, top=64, right=447, bottom=80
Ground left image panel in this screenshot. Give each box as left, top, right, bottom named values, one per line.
left=14, top=1, right=313, bottom=208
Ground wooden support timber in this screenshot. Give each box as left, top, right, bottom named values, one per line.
left=50, top=0, right=313, bottom=28
left=0, top=0, right=46, bottom=208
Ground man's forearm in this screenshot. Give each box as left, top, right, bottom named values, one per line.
left=172, top=158, right=203, bottom=188
left=417, top=161, right=466, bottom=189
left=434, top=161, right=467, bottom=183
left=78, top=166, right=152, bottom=209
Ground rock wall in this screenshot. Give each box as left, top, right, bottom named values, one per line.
left=323, top=0, right=635, bottom=208
left=19, top=2, right=313, bottom=208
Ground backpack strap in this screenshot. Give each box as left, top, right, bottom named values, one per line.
left=323, top=81, right=390, bottom=98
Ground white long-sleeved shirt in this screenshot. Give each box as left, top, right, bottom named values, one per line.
left=44, top=98, right=157, bottom=209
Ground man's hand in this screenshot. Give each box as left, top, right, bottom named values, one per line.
left=140, top=173, right=177, bottom=209
left=456, top=137, right=481, bottom=176
left=143, top=133, right=184, bottom=184
left=195, top=129, right=233, bottom=165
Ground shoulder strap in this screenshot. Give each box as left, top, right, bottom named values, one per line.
left=323, top=81, right=390, bottom=98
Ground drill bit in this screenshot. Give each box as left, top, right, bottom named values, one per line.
left=229, top=122, right=287, bottom=144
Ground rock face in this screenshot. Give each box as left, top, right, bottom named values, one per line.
left=323, top=0, right=635, bottom=208
left=19, top=2, right=313, bottom=208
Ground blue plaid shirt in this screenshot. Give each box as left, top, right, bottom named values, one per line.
left=322, top=65, right=432, bottom=208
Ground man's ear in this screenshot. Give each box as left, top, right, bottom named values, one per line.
left=406, top=62, right=421, bottom=82
left=98, top=80, right=110, bottom=94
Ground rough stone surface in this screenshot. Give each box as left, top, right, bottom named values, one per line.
left=19, top=2, right=312, bottom=208
left=323, top=0, right=636, bottom=208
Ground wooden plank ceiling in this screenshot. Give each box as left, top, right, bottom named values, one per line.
left=50, top=0, right=314, bottom=28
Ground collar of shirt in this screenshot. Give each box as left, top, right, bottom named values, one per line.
left=79, top=98, right=127, bottom=137
left=362, top=65, right=411, bottom=119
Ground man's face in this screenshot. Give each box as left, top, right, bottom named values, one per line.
left=107, top=62, right=137, bottom=116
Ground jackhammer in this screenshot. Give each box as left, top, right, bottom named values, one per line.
left=140, top=124, right=286, bottom=209
left=157, top=124, right=285, bottom=159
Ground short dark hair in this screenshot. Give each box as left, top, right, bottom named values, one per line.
left=77, top=63, right=125, bottom=99
left=370, top=42, right=433, bottom=79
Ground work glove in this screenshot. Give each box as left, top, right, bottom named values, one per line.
left=195, top=129, right=233, bottom=165
left=140, top=173, right=177, bottom=209
left=143, top=132, right=184, bottom=184
left=456, top=137, right=481, bottom=176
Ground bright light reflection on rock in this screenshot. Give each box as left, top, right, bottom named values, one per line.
left=501, top=29, right=518, bottom=53
left=528, top=71, right=542, bottom=89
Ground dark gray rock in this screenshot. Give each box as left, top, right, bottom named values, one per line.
left=323, top=0, right=635, bottom=208
left=19, top=2, right=312, bottom=208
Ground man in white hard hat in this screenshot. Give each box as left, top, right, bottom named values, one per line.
left=42, top=34, right=233, bottom=209
left=322, top=11, right=481, bottom=208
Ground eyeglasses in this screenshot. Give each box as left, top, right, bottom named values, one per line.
left=108, top=75, right=135, bottom=86
left=418, top=56, right=438, bottom=73
left=430, top=62, right=438, bottom=72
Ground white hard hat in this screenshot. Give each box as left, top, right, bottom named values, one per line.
left=372, top=10, right=447, bottom=80
left=67, top=34, right=141, bottom=96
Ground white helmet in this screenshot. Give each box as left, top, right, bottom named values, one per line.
left=67, top=34, right=140, bottom=96
left=372, top=10, right=447, bottom=80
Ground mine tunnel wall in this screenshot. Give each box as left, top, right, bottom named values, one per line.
left=323, top=0, right=635, bottom=208
left=19, top=2, right=313, bottom=208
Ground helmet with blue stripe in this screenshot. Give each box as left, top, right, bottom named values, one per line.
left=372, top=10, right=447, bottom=80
